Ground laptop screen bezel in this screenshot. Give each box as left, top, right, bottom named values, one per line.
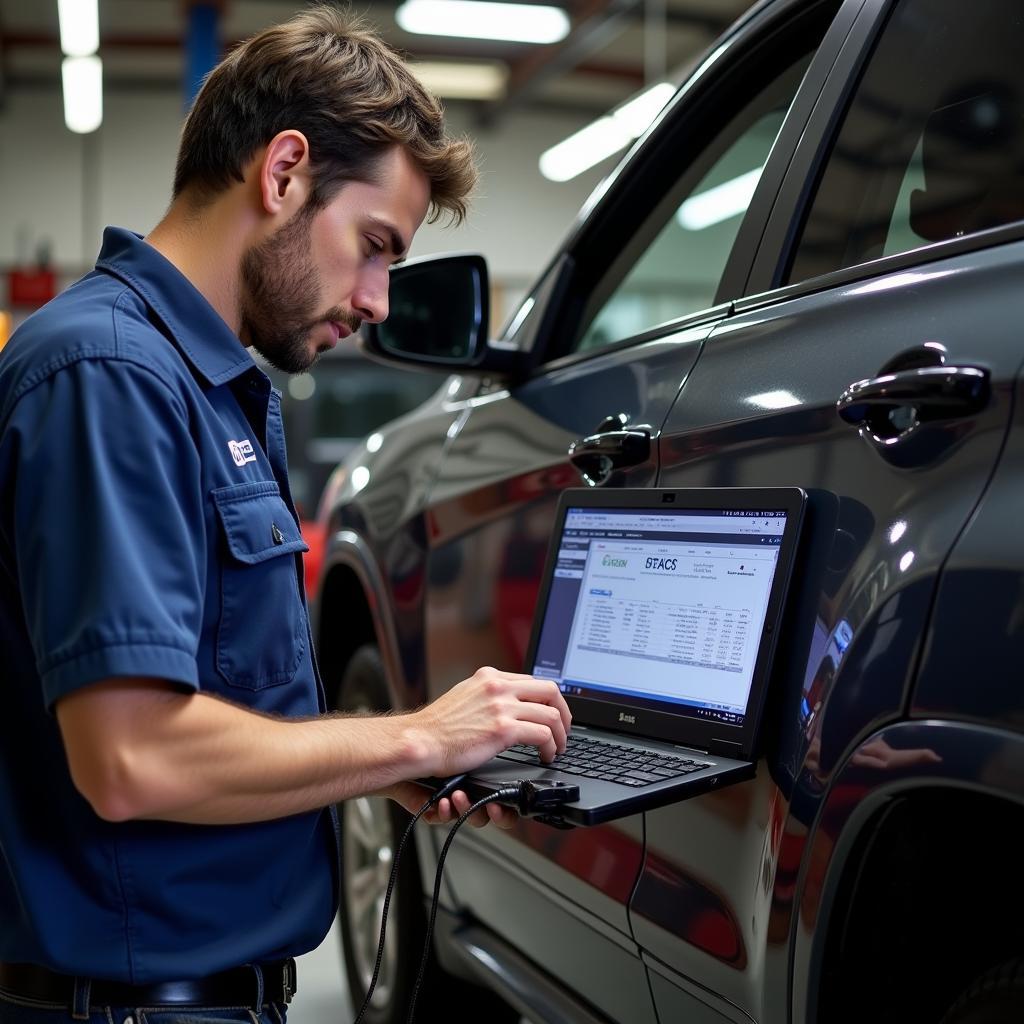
left=523, top=486, right=806, bottom=759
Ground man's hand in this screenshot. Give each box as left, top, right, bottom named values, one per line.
left=408, top=667, right=571, bottom=777
left=380, top=781, right=518, bottom=830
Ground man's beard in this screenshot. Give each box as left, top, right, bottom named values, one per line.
left=239, top=205, right=356, bottom=374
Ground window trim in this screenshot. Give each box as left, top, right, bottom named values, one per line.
left=528, top=300, right=733, bottom=381
left=739, top=0, right=1009, bottom=303
left=734, top=218, right=1024, bottom=315
left=528, top=0, right=848, bottom=369
left=746, top=0, right=1024, bottom=304
left=716, top=0, right=867, bottom=303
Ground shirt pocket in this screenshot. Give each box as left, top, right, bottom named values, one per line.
left=211, top=481, right=309, bottom=690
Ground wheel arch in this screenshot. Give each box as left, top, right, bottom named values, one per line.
left=314, top=529, right=406, bottom=712
left=793, top=721, right=1024, bottom=1023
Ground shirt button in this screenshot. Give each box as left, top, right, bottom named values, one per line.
left=272, top=523, right=284, bottom=545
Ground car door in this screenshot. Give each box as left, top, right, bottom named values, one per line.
left=415, top=2, right=851, bottom=1020
left=632, top=1, right=1024, bottom=1021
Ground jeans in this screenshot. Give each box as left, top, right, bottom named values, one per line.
left=0, top=989, right=288, bottom=1024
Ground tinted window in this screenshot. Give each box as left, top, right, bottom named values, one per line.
left=574, top=53, right=813, bottom=353
left=788, top=0, right=1024, bottom=283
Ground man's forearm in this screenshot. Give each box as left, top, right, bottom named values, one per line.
left=58, top=667, right=570, bottom=826
left=58, top=680, right=435, bottom=824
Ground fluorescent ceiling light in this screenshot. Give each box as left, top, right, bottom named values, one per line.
left=62, top=55, right=103, bottom=133
left=411, top=60, right=508, bottom=100
left=57, top=0, right=99, bottom=58
left=397, top=0, right=570, bottom=44
left=677, top=166, right=764, bottom=231
left=539, top=81, right=674, bottom=182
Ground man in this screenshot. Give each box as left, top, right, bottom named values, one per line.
left=0, top=8, right=570, bottom=1022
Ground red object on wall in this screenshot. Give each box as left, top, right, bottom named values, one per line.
left=8, top=268, right=56, bottom=308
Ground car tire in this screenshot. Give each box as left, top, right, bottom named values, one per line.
left=940, top=957, right=1024, bottom=1023
left=335, top=643, right=519, bottom=1024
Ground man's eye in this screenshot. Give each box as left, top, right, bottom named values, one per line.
left=365, top=237, right=384, bottom=258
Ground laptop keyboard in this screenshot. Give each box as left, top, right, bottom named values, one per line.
left=497, top=734, right=712, bottom=787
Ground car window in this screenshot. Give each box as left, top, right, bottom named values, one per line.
left=786, top=0, right=1024, bottom=284
left=574, top=52, right=813, bottom=354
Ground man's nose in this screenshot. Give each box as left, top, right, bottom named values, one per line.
left=352, top=282, right=388, bottom=324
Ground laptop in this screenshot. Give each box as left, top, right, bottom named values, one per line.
left=438, top=486, right=806, bottom=827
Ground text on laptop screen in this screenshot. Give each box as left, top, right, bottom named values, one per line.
left=531, top=506, right=787, bottom=727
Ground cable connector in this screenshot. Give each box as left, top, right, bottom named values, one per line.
left=510, top=778, right=580, bottom=815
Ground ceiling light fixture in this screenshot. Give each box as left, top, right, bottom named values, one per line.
left=57, top=0, right=99, bottom=58
left=62, top=54, right=103, bottom=134
left=57, top=0, right=102, bottom=133
left=539, top=81, right=675, bottom=182
left=396, top=0, right=570, bottom=45
left=411, top=60, right=508, bottom=100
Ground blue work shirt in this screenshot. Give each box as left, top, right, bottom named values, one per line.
left=0, top=227, right=338, bottom=982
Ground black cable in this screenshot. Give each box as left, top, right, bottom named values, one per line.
left=352, top=774, right=468, bottom=1024
left=404, top=787, right=520, bottom=1024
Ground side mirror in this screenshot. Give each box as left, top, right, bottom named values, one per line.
left=361, top=253, right=527, bottom=376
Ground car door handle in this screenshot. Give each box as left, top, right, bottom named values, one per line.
left=568, top=426, right=652, bottom=486
left=837, top=366, right=990, bottom=427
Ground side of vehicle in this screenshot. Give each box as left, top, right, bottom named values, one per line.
left=258, top=348, right=445, bottom=594
left=314, top=0, right=1024, bottom=1021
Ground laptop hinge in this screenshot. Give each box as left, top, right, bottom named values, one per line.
left=708, top=739, right=744, bottom=758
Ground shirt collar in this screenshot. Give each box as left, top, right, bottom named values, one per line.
left=95, top=226, right=256, bottom=387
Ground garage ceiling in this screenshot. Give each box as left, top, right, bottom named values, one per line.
left=0, top=0, right=752, bottom=122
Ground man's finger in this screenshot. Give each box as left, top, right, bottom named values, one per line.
left=506, top=675, right=573, bottom=733
left=487, top=802, right=518, bottom=830
left=480, top=670, right=572, bottom=731
left=510, top=704, right=568, bottom=758
left=508, top=721, right=560, bottom=762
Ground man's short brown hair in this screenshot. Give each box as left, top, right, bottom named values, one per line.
left=173, top=5, right=476, bottom=224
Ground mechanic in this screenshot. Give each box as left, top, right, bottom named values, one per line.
left=0, top=9, right=571, bottom=1023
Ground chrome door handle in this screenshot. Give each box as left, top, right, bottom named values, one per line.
left=569, top=426, right=652, bottom=486
left=837, top=366, right=990, bottom=430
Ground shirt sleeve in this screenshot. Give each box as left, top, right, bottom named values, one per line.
left=7, top=356, right=205, bottom=708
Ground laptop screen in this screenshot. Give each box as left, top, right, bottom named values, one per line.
left=530, top=505, right=788, bottom=729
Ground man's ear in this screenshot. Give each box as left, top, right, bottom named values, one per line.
left=258, top=130, right=312, bottom=217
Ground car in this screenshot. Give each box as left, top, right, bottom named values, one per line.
left=311, top=0, right=1024, bottom=1021
left=258, top=348, right=445, bottom=595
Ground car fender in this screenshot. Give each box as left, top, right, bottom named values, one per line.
left=789, top=719, right=1024, bottom=1023
left=315, top=528, right=409, bottom=712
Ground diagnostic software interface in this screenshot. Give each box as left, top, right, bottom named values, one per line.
left=531, top=506, right=786, bottom=726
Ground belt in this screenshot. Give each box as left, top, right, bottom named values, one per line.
left=0, top=959, right=297, bottom=1010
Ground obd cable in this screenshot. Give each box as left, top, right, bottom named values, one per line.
left=405, top=787, right=520, bottom=1024
left=353, top=776, right=580, bottom=1024
left=351, top=773, right=468, bottom=1024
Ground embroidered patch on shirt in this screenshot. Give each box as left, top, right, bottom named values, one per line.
left=227, top=439, right=257, bottom=467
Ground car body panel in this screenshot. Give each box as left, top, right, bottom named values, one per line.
left=633, top=242, right=1021, bottom=1021
left=416, top=326, right=711, bottom=993
left=318, top=384, right=469, bottom=705
left=911, top=369, right=1024, bottom=731
left=441, top=822, right=658, bottom=1024
left=791, top=719, right=1024, bottom=1022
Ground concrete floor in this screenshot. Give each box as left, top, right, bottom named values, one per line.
left=289, top=916, right=354, bottom=1024
left=289, top=915, right=532, bottom=1024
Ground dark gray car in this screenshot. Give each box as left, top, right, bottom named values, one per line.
left=314, top=0, right=1024, bottom=1020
